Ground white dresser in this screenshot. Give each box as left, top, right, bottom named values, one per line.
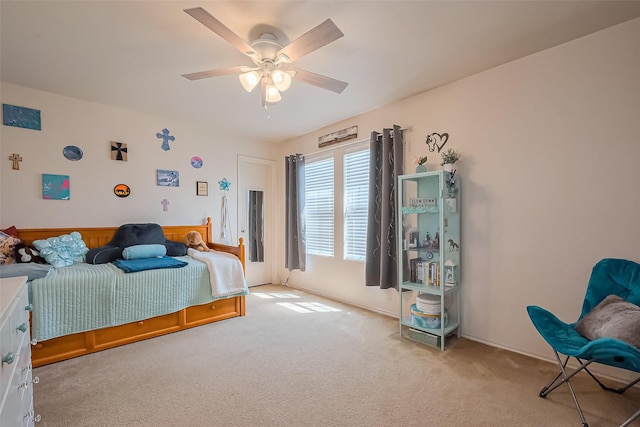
left=1, top=276, right=39, bottom=426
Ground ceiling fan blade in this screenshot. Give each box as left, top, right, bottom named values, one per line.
left=184, top=7, right=257, bottom=57
left=290, top=68, right=348, bottom=94
left=182, top=67, right=247, bottom=81
left=276, top=19, right=343, bottom=63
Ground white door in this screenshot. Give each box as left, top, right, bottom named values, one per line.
left=237, top=156, right=275, bottom=286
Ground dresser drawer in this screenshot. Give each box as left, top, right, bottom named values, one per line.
left=1, top=276, right=33, bottom=427
left=1, top=299, right=19, bottom=405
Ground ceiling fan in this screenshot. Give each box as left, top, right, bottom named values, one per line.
left=182, top=7, right=349, bottom=108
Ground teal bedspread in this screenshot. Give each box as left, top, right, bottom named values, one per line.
left=29, top=256, right=248, bottom=341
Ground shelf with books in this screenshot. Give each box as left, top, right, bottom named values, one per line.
left=401, top=281, right=459, bottom=294
left=397, top=170, right=461, bottom=351
left=402, top=206, right=440, bottom=215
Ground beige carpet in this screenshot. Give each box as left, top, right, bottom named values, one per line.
left=33, top=284, right=639, bottom=426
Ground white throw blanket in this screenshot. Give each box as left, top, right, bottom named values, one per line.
left=187, top=248, right=247, bottom=297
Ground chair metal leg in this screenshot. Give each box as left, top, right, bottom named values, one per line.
left=539, top=351, right=589, bottom=426
left=616, top=375, right=640, bottom=394
left=620, top=408, right=640, bottom=427
left=576, top=357, right=640, bottom=394
left=540, top=352, right=640, bottom=427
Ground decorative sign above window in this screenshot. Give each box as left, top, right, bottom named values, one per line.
left=318, top=125, right=358, bottom=148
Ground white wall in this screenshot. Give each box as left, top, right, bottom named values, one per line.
left=276, top=17, right=640, bottom=374
left=0, top=83, right=274, bottom=241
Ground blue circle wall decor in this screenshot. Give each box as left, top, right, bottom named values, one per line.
left=63, top=145, right=83, bottom=161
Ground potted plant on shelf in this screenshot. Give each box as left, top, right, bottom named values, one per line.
left=414, top=155, right=428, bottom=173
left=440, top=148, right=460, bottom=172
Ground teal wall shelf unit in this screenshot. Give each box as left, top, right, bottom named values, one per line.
left=397, top=170, right=461, bottom=350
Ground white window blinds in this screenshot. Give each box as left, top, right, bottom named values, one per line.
left=304, top=157, right=335, bottom=257
left=344, top=148, right=370, bottom=261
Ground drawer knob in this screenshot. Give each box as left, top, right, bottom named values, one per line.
left=19, top=376, right=39, bottom=390
left=25, top=303, right=33, bottom=312
left=31, top=339, right=38, bottom=346
left=138, top=321, right=144, bottom=326
left=24, top=411, right=41, bottom=423
left=2, top=352, right=15, bottom=365
left=17, top=322, right=29, bottom=333
left=210, top=305, right=216, bottom=310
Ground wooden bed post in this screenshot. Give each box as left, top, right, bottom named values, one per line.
left=238, top=237, right=246, bottom=273
left=205, top=216, right=213, bottom=244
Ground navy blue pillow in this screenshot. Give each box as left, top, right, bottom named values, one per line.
left=85, top=223, right=187, bottom=264
left=86, top=246, right=121, bottom=265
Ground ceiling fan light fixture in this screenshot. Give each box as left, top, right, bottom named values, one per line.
left=265, top=83, right=282, bottom=103
left=271, top=69, right=292, bottom=92
left=239, top=70, right=261, bottom=92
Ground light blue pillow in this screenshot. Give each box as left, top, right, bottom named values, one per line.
left=0, top=263, right=53, bottom=281
left=122, top=244, right=167, bottom=260
left=32, top=231, right=88, bottom=268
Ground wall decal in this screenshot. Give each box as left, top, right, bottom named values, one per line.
left=426, top=132, right=449, bottom=153
left=218, top=178, right=231, bottom=191
left=191, top=156, right=203, bottom=168
left=161, top=198, right=170, bottom=212
left=9, top=153, right=22, bottom=170
left=318, top=125, right=358, bottom=148
left=218, top=178, right=232, bottom=244
left=113, top=184, right=131, bottom=198
left=156, top=169, right=179, bottom=187
left=196, top=181, right=208, bottom=196
left=63, top=145, right=83, bottom=161
left=2, top=104, right=41, bottom=131
left=156, top=128, right=175, bottom=151
left=42, top=174, right=70, bottom=200
left=111, top=141, right=128, bottom=161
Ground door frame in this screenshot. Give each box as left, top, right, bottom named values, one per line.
left=237, top=155, right=277, bottom=285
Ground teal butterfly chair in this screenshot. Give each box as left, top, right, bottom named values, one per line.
left=527, top=258, right=640, bottom=427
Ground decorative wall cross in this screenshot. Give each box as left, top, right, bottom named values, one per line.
left=156, top=128, right=175, bottom=151
left=111, top=141, right=128, bottom=161
left=161, top=198, right=170, bottom=211
left=9, top=153, right=22, bottom=170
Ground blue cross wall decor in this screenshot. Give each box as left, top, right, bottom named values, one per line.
left=156, top=128, right=175, bottom=151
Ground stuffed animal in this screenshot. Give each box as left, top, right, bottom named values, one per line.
left=184, top=231, right=211, bottom=252
left=15, top=242, right=47, bottom=264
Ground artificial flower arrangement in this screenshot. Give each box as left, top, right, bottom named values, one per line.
left=414, top=155, right=428, bottom=165
left=440, top=148, right=461, bottom=166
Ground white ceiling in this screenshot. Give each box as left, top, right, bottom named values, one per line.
left=2, top=1, right=640, bottom=144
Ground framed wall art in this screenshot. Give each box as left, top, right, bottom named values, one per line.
left=196, top=181, right=208, bottom=196
left=42, top=174, right=70, bottom=200
left=156, top=169, right=179, bottom=187
left=3, top=103, right=41, bottom=131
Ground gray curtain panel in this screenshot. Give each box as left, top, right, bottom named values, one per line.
left=365, top=125, right=404, bottom=289
left=248, top=190, right=264, bottom=263
left=285, top=154, right=306, bottom=271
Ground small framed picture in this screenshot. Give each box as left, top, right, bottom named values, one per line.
left=157, top=169, right=179, bottom=187
left=196, top=181, right=208, bottom=196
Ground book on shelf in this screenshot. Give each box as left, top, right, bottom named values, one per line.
left=409, top=257, right=424, bottom=283
left=427, top=261, right=440, bottom=287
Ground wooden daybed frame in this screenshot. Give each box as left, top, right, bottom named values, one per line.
left=18, top=217, right=245, bottom=368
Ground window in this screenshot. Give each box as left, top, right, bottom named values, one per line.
left=344, top=148, right=370, bottom=261
left=304, top=157, right=334, bottom=256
